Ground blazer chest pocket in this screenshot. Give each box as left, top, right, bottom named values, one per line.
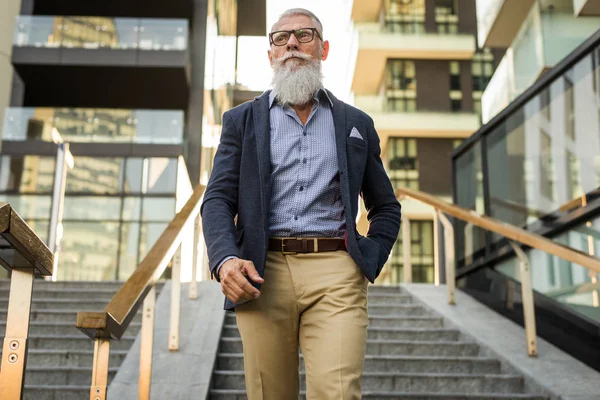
left=347, top=138, right=368, bottom=176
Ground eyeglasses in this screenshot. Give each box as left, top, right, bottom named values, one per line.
left=269, top=28, right=322, bottom=46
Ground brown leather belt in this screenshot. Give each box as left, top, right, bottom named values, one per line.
left=268, top=238, right=346, bottom=254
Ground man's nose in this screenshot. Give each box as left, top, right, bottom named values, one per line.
left=286, top=33, right=300, bottom=50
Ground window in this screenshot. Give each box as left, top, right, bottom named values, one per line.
left=388, top=138, right=418, bottom=190
left=0, top=155, right=55, bottom=193
left=384, top=0, right=426, bottom=34
left=435, top=0, right=458, bottom=34
left=450, top=61, right=462, bottom=112
left=472, top=49, right=495, bottom=116
left=389, top=220, right=434, bottom=283
left=386, top=60, right=417, bottom=112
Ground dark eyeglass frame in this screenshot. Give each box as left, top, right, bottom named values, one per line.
left=268, top=28, right=322, bottom=46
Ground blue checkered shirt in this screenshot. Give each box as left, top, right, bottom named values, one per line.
left=268, top=89, right=346, bottom=238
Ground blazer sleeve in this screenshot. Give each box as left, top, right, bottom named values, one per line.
left=201, top=111, right=242, bottom=279
left=361, top=117, right=402, bottom=266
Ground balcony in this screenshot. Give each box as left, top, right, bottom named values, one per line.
left=30, top=0, right=193, bottom=20
left=1, top=107, right=184, bottom=151
left=351, top=0, right=384, bottom=22
left=476, top=0, right=535, bottom=47
left=353, top=95, right=480, bottom=150
left=574, top=0, right=600, bottom=16
left=352, top=23, right=475, bottom=95
left=480, top=6, right=600, bottom=122
left=12, top=16, right=190, bottom=109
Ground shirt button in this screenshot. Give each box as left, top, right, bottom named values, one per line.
left=294, top=216, right=298, bottom=221
left=299, top=186, right=304, bottom=192
left=303, top=158, right=307, bottom=163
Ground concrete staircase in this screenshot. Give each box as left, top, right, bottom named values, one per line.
left=209, top=285, right=549, bottom=399
left=0, top=279, right=158, bottom=400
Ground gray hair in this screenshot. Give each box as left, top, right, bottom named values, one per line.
left=271, top=8, right=324, bottom=38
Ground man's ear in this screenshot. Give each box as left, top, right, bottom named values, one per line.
left=321, top=40, right=330, bottom=61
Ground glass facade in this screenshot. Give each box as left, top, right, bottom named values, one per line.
left=2, top=107, right=184, bottom=144
left=0, top=154, right=179, bottom=280
left=13, top=16, right=188, bottom=51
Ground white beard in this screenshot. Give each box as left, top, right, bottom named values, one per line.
left=271, top=51, right=323, bottom=106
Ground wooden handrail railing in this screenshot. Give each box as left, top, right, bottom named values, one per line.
left=396, top=186, right=600, bottom=357
left=76, top=184, right=205, bottom=399
left=396, top=187, right=600, bottom=274
left=0, top=203, right=54, bottom=400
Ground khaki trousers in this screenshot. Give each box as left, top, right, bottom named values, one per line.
left=235, top=250, right=369, bottom=400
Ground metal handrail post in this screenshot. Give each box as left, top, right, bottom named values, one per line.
left=508, top=241, right=538, bottom=357
left=437, top=211, right=456, bottom=305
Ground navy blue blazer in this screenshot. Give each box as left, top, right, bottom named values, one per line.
left=201, top=90, right=401, bottom=310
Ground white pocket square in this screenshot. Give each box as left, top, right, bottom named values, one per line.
left=349, top=127, right=364, bottom=140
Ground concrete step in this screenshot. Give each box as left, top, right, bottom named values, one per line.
left=209, top=389, right=548, bottom=400
left=366, top=340, right=480, bottom=357
left=367, top=304, right=428, bottom=316
left=0, top=309, right=142, bottom=323
left=27, top=335, right=135, bottom=351
left=224, top=313, right=445, bottom=329
left=24, top=366, right=118, bottom=386
left=212, top=370, right=525, bottom=393
left=368, top=293, right=413, bottom=304
left=368, top=316, right=445, bottom=329
left=219, top=337, right=479, bottom=357
left=0, top=289, right=117, bottom=300
left=0, top=321, right=141, bottom=336
left=22, top=385, right=89, bottom=400
left=0, top=298, right=115, bottom=310
left=0, top=349, right=128, bottom=367
left=221, top=325, right=460, bottom=342
left=217, top=353, right=501, bottom=374
left=366, top=285, right=403, bottom=294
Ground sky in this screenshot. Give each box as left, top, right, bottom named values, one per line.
left=236, top=0, right=356, bottom=102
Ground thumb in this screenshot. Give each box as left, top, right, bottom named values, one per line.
left=244, top=261, right=264, bottom=283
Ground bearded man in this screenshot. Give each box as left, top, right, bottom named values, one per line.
left=201, top=8, right=401, bottom=399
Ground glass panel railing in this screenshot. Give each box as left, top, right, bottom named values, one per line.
left=481, top=4, right=600, bottom=123
left=496, top=215, right=600, bottom=323
left=13, top=16, right=188, bottom=51
left=475, top=0, right=503, bottom=48
left=139, top=19, right=188, bottom=51
left=2, top=107, right=184, bottom=144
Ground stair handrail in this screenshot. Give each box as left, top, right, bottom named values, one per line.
left=0, top=203, right=54, bottom=400
left=75, top=184, right=205, bottom=400
left=396, top=186, right=600, bottom=357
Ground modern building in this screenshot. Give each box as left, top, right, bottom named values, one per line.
left=453, top=0, right=600, bottom=370
left=350, top=0, right=503, bottom=284
left=0, top=0, right=265, bottom=281
left=478, top=0, right=600, bottom=123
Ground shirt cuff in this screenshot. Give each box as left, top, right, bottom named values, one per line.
left=214, top=256, right=238, bottom=281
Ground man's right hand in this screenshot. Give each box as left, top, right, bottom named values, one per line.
left=219, top=258, right=264, bottom=303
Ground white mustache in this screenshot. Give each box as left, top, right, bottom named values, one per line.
left=275, top=51, right=312, bottom=63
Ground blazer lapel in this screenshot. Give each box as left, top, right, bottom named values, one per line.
left=252, top=91, right=272, bottom=223
left=330, top=91, right=351, bottom=217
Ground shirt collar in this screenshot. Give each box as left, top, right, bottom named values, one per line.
left=269, top=88, right=333, bottom=109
